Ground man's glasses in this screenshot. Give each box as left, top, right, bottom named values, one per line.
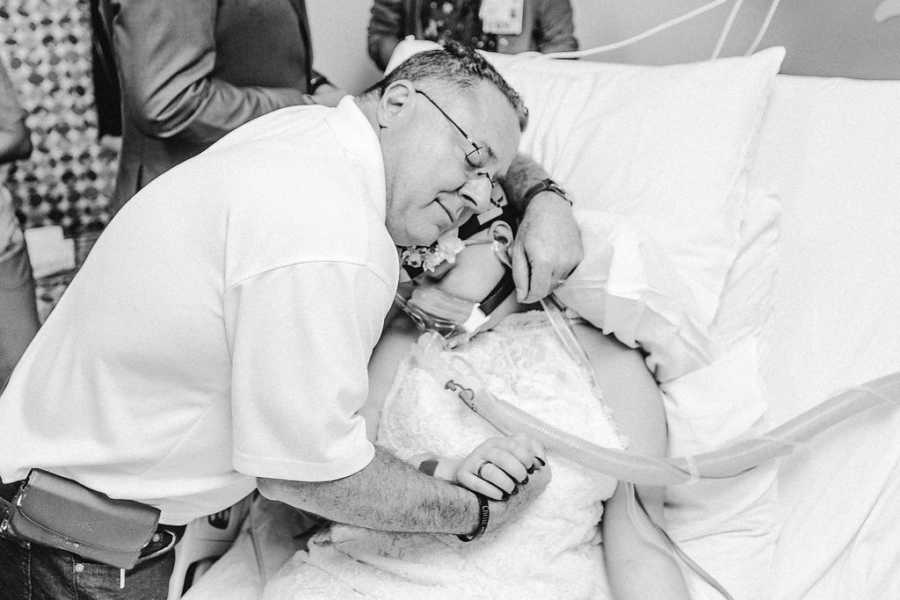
left=415, top=89, right=490, bottom=169
left=415, top=89, right=504, bottom=207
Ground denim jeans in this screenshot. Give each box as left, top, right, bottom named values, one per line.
left=0, top=536, right=174, bottom=600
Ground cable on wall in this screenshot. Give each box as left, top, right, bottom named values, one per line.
left=541, top=0, right=782, bottom=62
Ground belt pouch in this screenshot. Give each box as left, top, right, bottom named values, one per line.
left=0, top=469, right=160, bottom=569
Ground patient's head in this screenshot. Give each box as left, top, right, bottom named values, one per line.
left=401, top=199, right=521, bottom=345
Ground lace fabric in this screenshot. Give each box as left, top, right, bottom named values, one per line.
left=263, top=312, right=625, bottom=600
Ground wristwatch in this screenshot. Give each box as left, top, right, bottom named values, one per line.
left=520, top=178, right=572, bottom=207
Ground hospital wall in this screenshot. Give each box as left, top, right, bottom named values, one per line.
left=308, top=0, right=900, bottom=92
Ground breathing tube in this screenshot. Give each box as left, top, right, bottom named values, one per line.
left=415, top=321, right=900, bottom=487
left=414, top=323, right=900, bottom=600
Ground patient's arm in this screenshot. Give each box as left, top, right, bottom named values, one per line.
left=573, top=324, right=690, bottom=600
left=362, top=313, right=419, bottom=441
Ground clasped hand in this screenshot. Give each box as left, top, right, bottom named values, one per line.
left=454, top=434, right=547, bottom=501
left=425, top=434, right=551, bottom=532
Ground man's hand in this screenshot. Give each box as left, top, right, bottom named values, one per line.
left=512, top=192, right=583, bottom=303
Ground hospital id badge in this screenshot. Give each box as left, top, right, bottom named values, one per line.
left=479, top=0, right=524, bottom=35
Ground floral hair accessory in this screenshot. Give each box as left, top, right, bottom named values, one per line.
left=400, top=231, right=466, bottom=273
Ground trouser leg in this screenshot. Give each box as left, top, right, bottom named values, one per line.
left=0, top=536, right=175, bottom=600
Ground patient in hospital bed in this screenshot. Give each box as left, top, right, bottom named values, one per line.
left=237, top=203, right=692, bottom=600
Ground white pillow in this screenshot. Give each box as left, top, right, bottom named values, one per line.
left=484, top=48, right=785, bottom=326
left=555, top=210, right=714, bottom=383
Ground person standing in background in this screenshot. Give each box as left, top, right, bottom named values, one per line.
left=368, top=0, right=578, bottom=71
left=0, top=58, right=38, bottom=391
left=98, top=0, right=346, bottom=213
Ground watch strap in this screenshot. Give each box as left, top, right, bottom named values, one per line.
left=520, top=178, right=572, bottom=207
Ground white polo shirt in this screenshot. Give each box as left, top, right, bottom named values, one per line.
left=0, top=98, right=397, bottom=524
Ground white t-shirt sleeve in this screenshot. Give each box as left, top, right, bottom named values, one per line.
left=224, top=261, right=392, bottom=482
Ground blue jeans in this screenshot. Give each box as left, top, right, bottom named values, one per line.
left=0, top=536, right=174, bottom=600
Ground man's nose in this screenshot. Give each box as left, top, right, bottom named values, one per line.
left=458, top=175, right=494, bottom=214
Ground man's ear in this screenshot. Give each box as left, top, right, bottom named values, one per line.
left=376, top=80, right=416, bottom=129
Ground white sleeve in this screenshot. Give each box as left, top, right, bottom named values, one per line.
left=224, top=261, right=393, bottom=481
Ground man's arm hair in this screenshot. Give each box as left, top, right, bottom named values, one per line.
left=501, top=152, right=550, bottom=211
left=257, top=446, right=480, bottom=535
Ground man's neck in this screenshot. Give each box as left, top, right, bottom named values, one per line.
left=353, top=95, right=381, bottom=136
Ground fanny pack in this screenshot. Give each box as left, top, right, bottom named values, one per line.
left=0, top=469, right=161, bottom=570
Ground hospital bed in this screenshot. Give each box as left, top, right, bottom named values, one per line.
left=180, top=43, right=900, bottom=600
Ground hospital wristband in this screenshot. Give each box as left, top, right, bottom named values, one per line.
left=457, top=491, right=490, bottom=542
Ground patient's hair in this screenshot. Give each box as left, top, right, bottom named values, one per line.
left=366, top=41, right=528, bottom=130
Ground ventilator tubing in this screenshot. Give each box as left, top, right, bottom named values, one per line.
left=443, top=370, right=900, bottom=487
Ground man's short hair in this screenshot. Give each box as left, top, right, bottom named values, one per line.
left=367, top=41, right=528, bottom=130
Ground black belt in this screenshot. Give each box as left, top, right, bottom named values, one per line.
left=0, top=478, right=186, bottom=558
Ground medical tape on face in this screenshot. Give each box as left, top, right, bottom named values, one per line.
left=461, top=305, right=489, bottom=333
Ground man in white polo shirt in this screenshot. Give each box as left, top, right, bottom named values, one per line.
left=0, top=43, right=580, bottom=599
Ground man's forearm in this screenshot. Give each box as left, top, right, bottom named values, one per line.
left=501, top=152, right=550, bottom=211
left=257, top=446, right=480, bottom=535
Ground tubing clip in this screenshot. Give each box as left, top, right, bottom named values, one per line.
left=445, top=380, right=476, bottom=404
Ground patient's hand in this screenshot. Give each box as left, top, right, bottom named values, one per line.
left=452, top=435, right=552, bottom=533
left=485, top=457, right=551, bottom=533
left=455, top=435, right=547, bottom=500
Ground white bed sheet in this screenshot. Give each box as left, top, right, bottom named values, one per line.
left=751, top=75, right=900, bottom=600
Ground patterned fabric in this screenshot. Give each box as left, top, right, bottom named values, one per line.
left=420, top=0, right=498, bottom=52
left=0, top=0, right=115, bottom=316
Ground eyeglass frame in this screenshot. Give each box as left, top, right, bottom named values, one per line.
left=414, top=88, right=505, bottom=207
